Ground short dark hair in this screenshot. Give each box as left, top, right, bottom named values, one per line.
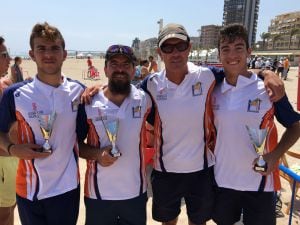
left=218, top=24, right=249, bottom=51
left=30, top=22, right=65, bottom=50
left=14, top=56, right=22, bottom=63
left=0, top=36, right=5, bottom=45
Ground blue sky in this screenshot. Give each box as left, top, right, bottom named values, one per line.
left=1, top=0, right=299, bottom=55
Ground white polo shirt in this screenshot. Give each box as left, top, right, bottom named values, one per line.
left=142, top=62, right=216, bottom=173
left=0, top=76, right=85, bottom=200
left=212, top=73, right=299, bottom=191
left=84, top=85, right=152, bottom=200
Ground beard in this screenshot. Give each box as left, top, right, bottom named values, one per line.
left=108, top=72, right=131, bottom=95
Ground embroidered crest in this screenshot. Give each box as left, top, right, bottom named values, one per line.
left=156, top=87, right=167, bottom=100
left=192, top=82, right=202, bottom=96
left=247, top=98, right=261, bottom=113
left=71, top=98, right=80, bottom=112
left=132, top=106, right=142, bottom=118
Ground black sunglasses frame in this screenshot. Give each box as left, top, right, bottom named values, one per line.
left=160, top=42, right=190, bottom=54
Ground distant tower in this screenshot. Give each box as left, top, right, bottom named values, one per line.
left=222, top=0, right=260, bottom=47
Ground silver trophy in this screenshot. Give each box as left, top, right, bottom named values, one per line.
left=102, top=119, right=121, bottom=157
left=246, top=126, right=268, bottom=172
left=37, top=112, right=56, bottom=153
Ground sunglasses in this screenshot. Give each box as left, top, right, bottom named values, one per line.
left=106, top=45, right=134, bottom=55
left=0, top=51, right=10, bottom=59
left=160, top=42, right=189, bottom=54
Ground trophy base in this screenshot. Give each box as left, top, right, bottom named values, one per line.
left=254, top=164, right=267, bottom=172
left=110, top=152, right=121, bottom=158
left=36, top=148, right=52, bottom=153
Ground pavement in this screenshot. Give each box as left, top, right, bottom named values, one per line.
left=14, top=66, right=300, bottom=225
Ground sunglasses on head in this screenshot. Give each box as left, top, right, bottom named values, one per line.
left=0, top=51, right=10, bottom=59
left=160, top=42, right=189, bottom=54
left=107, top=45, right=133, bottom=55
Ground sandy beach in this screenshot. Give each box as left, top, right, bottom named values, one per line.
left=12, top=58, right=300, bottom=225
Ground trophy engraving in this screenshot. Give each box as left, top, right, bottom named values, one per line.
left=37, top=112, right=56, bottom=153
left=102, top=119, right=121, bottom=157
left=246, top=126, right=268, bottom=172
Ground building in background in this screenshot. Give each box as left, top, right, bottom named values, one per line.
left=132, top=37, right=157, bottom=60
left=198, top=25, right=222, bottom=49
left=223, top=0, right=260, bottom=47
left=266, top=11, right=300, bottom=50
left=190, top=36, right=201, bottom=50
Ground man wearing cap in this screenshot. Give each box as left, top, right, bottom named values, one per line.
left=79, top=44, right=152, bottom=225
left=141, top=23, right=284, bottom=225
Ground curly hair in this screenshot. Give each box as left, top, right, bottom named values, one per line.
left=218, top=24, right=249, bottom=51
left=29, top=22, right=65, bottom=50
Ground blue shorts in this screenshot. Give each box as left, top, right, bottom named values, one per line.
left=84, top=192, right=147, bottom=225
left=212, top=187, right=276, bottom=225
left=151, top=167, right=215, bottom=224
left=16, top=186, right=80, bottom=225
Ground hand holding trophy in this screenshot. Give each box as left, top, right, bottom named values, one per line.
left=246, top=126, right=268, bottom=172
left=37, top=111, right=56, bottom=153
left=102, top=118, right=121, bottom=157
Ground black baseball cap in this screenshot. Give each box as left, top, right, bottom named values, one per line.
left=105, top=45, right=136, bottom=63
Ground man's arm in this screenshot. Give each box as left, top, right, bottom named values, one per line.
left=0, top=131, right=48, bottom=159
left=257, top=69, right=285, bottom=102
left=262, top=121, right=300, bottom=175
left=210, top=66, right=285, bottom=102
left=0, top=147, right=10, bottom=156
left=80, top=85, right=103, bottom=105
left=0, top=86, right=49, bottom=159
left=260, top=96, right=300, bottom=175
left=79, top=142, right=117, bottom=167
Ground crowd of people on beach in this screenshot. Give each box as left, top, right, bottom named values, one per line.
left=248, top=56, right=291, bottom=80
left=0, top=21, right=299, bottom=225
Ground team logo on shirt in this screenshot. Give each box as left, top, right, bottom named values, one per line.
left=192, top=82, right=202, bottom=96
left=94, top=108, right=107, bottom=121
left=132, top=106, right=141, bottom=118
left=156, top=87, right=167, bottom=100
left=247, top=98, right=261, bottom=113
left=28, top=102, right=42, bottom=118
left=71, top=98, right=80, bottom=112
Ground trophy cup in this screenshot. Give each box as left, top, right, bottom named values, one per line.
left=246, top=126, right=268, bottom=172
left=37, top=112, right=56, bottom=153
left=102, top=119, right=121, bottom=157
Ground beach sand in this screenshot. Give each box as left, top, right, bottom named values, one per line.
left=13, top=58, right=300, bottom=224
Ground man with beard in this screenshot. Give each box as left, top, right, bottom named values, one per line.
left=0, top=22, right=86, bottom=225
left=79, top=45, right=152, bottom=225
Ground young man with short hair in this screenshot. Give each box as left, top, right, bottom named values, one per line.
left=212, top=24, right=300, bottom=225
left=0, top=22, right=87, bottom=225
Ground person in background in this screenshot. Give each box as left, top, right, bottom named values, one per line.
left=282, top=57, right=290, bottom=80
left=87, top=56, right=93, bottom=69
left=212, top=23, right=300, bottom=225
left=10, top=56, right=24, bottom=83
left=276, top=58, right=284, bottom=77
left=140, top=59, right=150, bottom=79
left=0, top=36, right=18, bottom=225
left=148, top=55, right=158, bottom=73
